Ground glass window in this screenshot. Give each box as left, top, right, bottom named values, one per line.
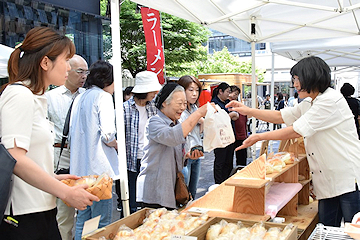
left=0, top=0, right=106, bottom=64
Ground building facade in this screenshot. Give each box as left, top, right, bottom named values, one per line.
left=0, top=0, right=109, bottom=65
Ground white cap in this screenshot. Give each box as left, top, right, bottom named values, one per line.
left=132, top=71, right=162, bottom=93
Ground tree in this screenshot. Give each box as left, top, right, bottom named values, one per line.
left=102, top=0, right=210, bottom=77
left=180, top=47, right=265, bottom=81
left=101, top=1, right=264, bottom=82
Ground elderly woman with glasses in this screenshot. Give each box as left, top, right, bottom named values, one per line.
left=226, top=56, right=360, bottom=227
left=136, top=83, right=215, bottom=209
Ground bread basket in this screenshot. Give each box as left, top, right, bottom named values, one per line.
left=61, top=173, right=113, bottom=206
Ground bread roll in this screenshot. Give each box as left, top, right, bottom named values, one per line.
left=74, top=176, right=96, bottom=187
left=220, top=222, right=238, bottom=235
left=206, top=224, right=223, bottom=240
left=266, top=162, right=274, bottom=174
left=267, top=158, right=284, bottom=172
left=273, top=152, right=295, bottom=164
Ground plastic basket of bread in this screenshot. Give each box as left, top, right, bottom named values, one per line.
left=61, top=173, right=113, bottom=205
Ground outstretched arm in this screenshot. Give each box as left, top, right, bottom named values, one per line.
left=226, top=100, right=284, bottom=124
left=236, top=126, right=301, bottom=151
left=182, top=103, right=216, bottom=137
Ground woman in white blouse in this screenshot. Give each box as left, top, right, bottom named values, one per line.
left=226, top=56, right=360, bottom=227
left=0, top=27, right=98, bottom=239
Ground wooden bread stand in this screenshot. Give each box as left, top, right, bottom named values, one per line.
left=184, top=137, right=318, bottom=239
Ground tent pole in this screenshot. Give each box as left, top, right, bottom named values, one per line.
left=111, top=0, right=130, bottom=217
left=251, top=18, right=257, bottom=160
left=270, top=52, right=275, bottom=153
left=251, top=40, right=256, bottom=160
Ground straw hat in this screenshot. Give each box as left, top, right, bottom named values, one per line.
left=132, top=71, right=162, bottom=93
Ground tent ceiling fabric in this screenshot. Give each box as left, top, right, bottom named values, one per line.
left=130, top=0, right=360, bottom=43
left=271, top=35, right=360, bottom=67
left=0, top=44, right=14, bottom=78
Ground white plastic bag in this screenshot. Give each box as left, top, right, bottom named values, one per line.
left=203, top=102, right=235, bottom=152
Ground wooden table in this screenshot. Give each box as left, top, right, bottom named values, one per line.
left=279, top=200, right=318, bottom=240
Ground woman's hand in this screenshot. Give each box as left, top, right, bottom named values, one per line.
left=235, top=134, right=261, bottom=151
left=188, top=149, right=204, bottom=159
left=226, top=100, right=251, bottom=116
left=62, top=184, right=100, bottom=210
left=352, top=212, right=360, bottom=224
left=54, top=174, right=80, bottom=181
left=197, top=102, right=216, bottom=117
left=229, top=111, right=239, bottom=121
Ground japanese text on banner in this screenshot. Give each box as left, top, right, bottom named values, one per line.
left=141, top=7, right=165, bottom=84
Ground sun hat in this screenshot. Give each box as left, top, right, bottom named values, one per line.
left=132, top=71, right=162, bottom=93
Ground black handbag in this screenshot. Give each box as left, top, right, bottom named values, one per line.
left=0, top=144, right=17, bottom=220
left=0, top=83, right=22, bottom=220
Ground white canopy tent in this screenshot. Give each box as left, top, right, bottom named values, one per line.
left=271, top=35, right=360, bottom=68
left=110, top=0, right=360, bottom=215
left=0, top=44, right=14, bottom=78
left=271, top=35, right=360, bottom=96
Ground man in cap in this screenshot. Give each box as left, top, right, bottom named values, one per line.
left=120, top=71, right=162, bottom=213
left=45, top=54, right=88, bottom=240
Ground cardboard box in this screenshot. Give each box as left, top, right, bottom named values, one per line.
left=188, top=217, right=297, bottom=240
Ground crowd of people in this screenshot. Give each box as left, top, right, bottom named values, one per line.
left=1, top=26, right=360, bottom=240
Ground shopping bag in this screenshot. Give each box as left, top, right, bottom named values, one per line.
left=0, top=144, right=17, bottom=220
left=203, top=102, right=235, bottom=152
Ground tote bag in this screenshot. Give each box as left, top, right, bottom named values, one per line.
left=203, top=102, right=235, bottom=152
left=0, top=144, right=16, bottom=220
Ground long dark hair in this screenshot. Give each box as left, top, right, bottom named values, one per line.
left=7, top=27, right=75, bottom=94
left=212, top=82, right=230, bottom=99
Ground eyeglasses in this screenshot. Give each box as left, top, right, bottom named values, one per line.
left=72, top=69, right=90, bottom=75
left=291, top=76, right=300, bottom=84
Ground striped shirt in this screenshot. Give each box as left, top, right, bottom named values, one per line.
left=124, top=96, right=157, bottom=172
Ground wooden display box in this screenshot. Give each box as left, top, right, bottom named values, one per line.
left=85, top=208, right=150, bottom=240
left=184, top=138, right=311, bottom=220
left=85, top=208, right=212, bottom=240
left=188, top=217, right=297, bottom=240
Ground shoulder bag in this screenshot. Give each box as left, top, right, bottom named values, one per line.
left=54, top=99, right=74, bottom=174
left=0, top=84, right=21, bottom=220
left=174, top=159, right=192, bottom=206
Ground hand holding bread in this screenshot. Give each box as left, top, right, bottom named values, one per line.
left=61, top=173, right=112, bottom=208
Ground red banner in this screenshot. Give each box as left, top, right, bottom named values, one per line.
left=141, top=7, right=165, bottom=84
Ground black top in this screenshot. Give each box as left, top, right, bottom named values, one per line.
left=211, top=95, right=235, bottom=133
left=345, top=96, right=360, bottom=139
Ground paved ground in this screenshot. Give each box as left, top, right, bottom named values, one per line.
left=111, top=136, right=281, bottom=222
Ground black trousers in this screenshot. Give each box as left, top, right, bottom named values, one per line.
left=116, top=159, right=141, bottom=214
left=0, top=208, right=61, bottom=240
left=233, top=139, right=247, bottom=166
left=213, top=143, right=235, bottom=184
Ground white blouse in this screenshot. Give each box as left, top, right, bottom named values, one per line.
left=0, top=82, right=56, bottom=215
left=281, top=87, right=360, bottom=199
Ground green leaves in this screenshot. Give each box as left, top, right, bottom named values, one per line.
left=101, top=0, right=264, bottom=82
